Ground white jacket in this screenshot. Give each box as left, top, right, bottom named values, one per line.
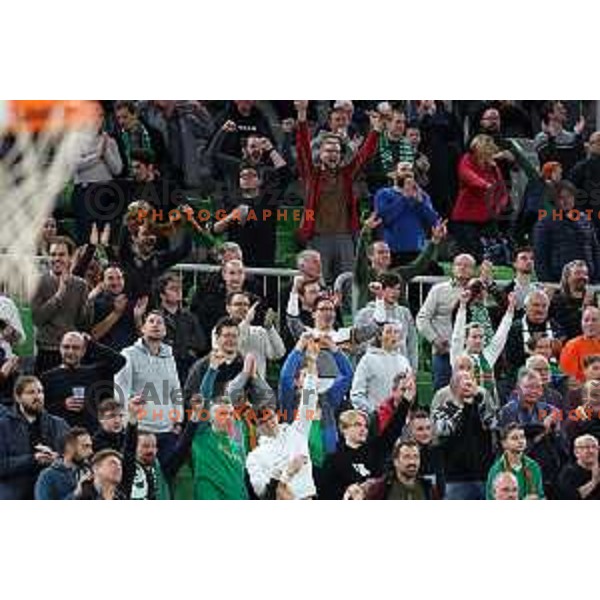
left=246, top=374, right=318, bottom=499
left=350, top=347, right=411, bottom=413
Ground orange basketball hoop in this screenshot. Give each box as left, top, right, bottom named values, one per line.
left=2, top=100, right=99, bottom=132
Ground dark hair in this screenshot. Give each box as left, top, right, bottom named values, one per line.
left=130, top=148, right=154, bottom=166
left=48, top=235, right=76, bottom=257
left=313, top=293, right=335, bottom=312
left=158, top=273, right=180, bottom=295
left=513, top=246, right=533, bottom=262
left=91, top=448, right=123, bottom=467
left=377, top=272, right=402, bottom=290
left=500, top=422, right=525, bottom=442
left=143, top=310, right=164, bottom=325
left=115, top=100, right=137, bottom=115
left=409, top=410, right=430, bottom=422
left=239, top=162, right=259, bottom=176
left=226, top=290, right=249, bottom=306
left=64, top=427, right=90, bottom=449
left=214, top=316, right=239, bottom=337
left=392, top=370, right=409, bottom=390
left=392, top=437, right=419, bottom=461
left=14, top=375, right=41, bottom=398
left=525, top=333, right=551, bottom=353
left=540, top=101, right=561, bottom=125
left=98, top=398, right=122, bottom=419
left=583, top=355, right=600, bottom=369
left=556, top=180, right=577, bottom=198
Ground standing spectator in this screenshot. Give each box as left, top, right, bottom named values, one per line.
left=534, top=181, right=600, bottom=283
left=549, top=260, right=594, bottom=341
left=0, top=295, right=26, bottom=409
left=294, top=100, right=382, bottom=285
left=114, top=100, right=155, bottom=177
left=93, top=399, right=125, bottom=453
left=34, top=427, right=93, bottom=500
left=222, top=292, right=285, bottom=379
left=502, top=246, right=539, bottom=315
left=563, top=380, right=600, bottom=449
left=560, top=307, right=600, bottom=382
left=31, top=237, right=91, bottom=374
left=350, top=325, right=412, bottom=414
left=568, top=131, right=600, bottom=231
left=355, top=274, right=419, bottom=370
left=114, top=311, right=182, bottom=457
left=157, top=273, right=208, bottom=384
left=0, top=376, right=69, bottom=500
left=485, top=423, right=544, bottom=499
left=432, top=371, right=494, bottom=499
left=558, top=434, right=600, bottom=499
left=366, top=109, right=415, bottom=192
left=534, top=101, right=585, bottom=175
left=416, top=253, right=476, bottom=390
left=373, top=166, right=439, bottom=266
left=405, top=121, right=431, bottom=189
left=450, top=134, right=510, bottom=262
left=40, top=331, right=125, bottom=429
left=416, top=100, right=463, bottom=217
left=72, top=103, right=124, bottom=244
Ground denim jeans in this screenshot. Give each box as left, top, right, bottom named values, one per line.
left=432, top=353, right=452, bottom=391
left=444, top=481, right=485, bottom=500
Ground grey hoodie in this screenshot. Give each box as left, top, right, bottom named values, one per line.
left=350, top=347, right=412, bottom=413
left=114, top=338, right=182, bottom=433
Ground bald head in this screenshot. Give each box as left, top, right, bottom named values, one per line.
left=60, top=331, right=86, bottom=367
left=493, top=472, right=519, bottom=500
left=582, top=306, right=600, bottom=339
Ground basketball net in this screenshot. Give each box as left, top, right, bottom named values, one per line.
left=0, top=101, right=98, bottom=300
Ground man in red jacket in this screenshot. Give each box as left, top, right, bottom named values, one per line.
left=294, top=101, right=382, bottom=285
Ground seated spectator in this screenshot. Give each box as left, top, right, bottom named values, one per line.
left=450, top=134, right=509, bottom=262
left=526, top=334, right=566, bottom=392
left=534, top=101, right=585, bottom=175
left=534, top=181, right=600, bottom=284
left=40, top=331, right=126, bottom=429
left=278, top=332, right=353, bottom=467
left=31, top=236, right=91, bottom=374
left=222, top=291, right=285, bottom=379
left=355, top=273, right=418, bottom=370
left=558, top=434, right=600, bottom=499
left=321, top=372, right=416, bottom=499
left=91, top=265, right=145, bottom=352
left=450, top=290, right=516, bottom=406
left=405, top=410, right=445, bottom=499
left=72, top=448, right=132, bottom=500
left=246, top=340, right=320, bottom=500
left=294, top=100, right=382, bottom=285
left=490, top=472, right=519, bottom=500
left=34, top=427, right=93, bottom=500
left=190, top=399, right=249, bottom=500
left=560, top=306, right=600, bottom=382
left=416, top=253, right=476, bottom=391
left=485, top=423, right=544, bottom=499
left=361, top=438, right=433, bottom=500
left=350, top=325, right=412, bottom=414
left=524, top=354, right=568, bottom=413
left=157, top=273, right=208, bottom=384
left=0, top=376, right=69, bottom=500
left=432, top=370, right=494, bottom=499
left=114, top=311, right=182, bottom=456
left=373, top=165, right=439, bottom=266
left=549, top=260, right=594, bottom=341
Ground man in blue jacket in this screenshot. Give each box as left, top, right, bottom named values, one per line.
left=0, top=375, right=69, bottom=499
left=374, top=162, right=440, bottom=266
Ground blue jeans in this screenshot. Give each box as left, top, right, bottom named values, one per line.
left=445, top=481, right=485, bottom=500
left=432, top=353, right=452, bottom=391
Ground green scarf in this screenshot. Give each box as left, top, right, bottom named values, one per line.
left=308, top=420, right=325, bottom=468
left=471, top=352, right=496, bottom=398
left=469, top=303, right=494, bottom=346
left=378, top=134, right=415, bottom=174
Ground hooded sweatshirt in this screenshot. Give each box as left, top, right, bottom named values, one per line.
left=114, top=338, right=182, bottom=433
left=350, top=347, right=411, bottom=414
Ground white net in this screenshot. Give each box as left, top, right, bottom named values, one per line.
left=0, top=104, right=97, bottom=300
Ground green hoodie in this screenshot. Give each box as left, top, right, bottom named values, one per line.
left=486, top=453, right=544, bottom=500
left=192, top=425, right=248, bottom=500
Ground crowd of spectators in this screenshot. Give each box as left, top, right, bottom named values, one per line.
left=2, top=99, right=600, bottom=500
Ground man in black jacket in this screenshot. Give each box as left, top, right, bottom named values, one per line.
left=40, top=331, right=126, bottom=430
left=431, top=371, right=493, bottom=499
left=558, top=434, right=600, bottom=500
left=0, top=375, right=69, bottom=500
left=319, top=372, right=417, bottom=499
left=568, top=131, right=600, bottom=231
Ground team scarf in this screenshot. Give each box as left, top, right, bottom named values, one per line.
left=469, top=302, right=495, bottom=346
left=378, top=134, right=415, bottom=173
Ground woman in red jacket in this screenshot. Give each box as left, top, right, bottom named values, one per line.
left=450, top=134, right=509, bottom=261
